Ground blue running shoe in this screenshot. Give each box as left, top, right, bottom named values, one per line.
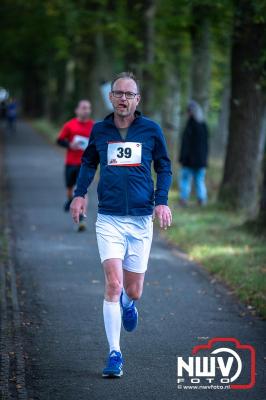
left=102, top=350, right=124, bottom=378
left=120, top=292, right=138, bottom=332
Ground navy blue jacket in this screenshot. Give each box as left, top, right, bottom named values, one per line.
left=179, top=117, right=209, bottom=168
left=74, top=111, right=172, bottom=216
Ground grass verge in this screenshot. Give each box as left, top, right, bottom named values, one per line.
left=30, top=118, right=59, bottom=143
left=164, top=161, right=266, bottom=318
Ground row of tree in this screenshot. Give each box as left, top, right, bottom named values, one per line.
left=219, top=0, right=266, bottom=225
left=0, top=0, right=265, bottom=224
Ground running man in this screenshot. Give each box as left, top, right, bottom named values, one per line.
left=57, top=100, right=94, bottom=231
left=70, top=72, right=172, bottom=377
left=6, top=97, right=17, bottom=132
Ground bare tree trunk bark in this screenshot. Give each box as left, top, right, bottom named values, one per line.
left=190, top=5, right=211, bottom=115
left=22, top=65, right=45, bottom=117
left=218, top=85, right=231, bottom=148
left=141, top=0, right=156, bottom=117
left=89, top=31, right=114, bottom=119
left=44, top=60, right=69, bottom=122
left=60, top=58, right=75, bottom=119
left=75, top=29, right=112, bottom=120
left=219, top=0, right=266, bottom=214
left=256, top=150, right=266, bottom=229
left=212, top=83, right=231, bottom=158
left=161, top=65, right=181, bottom=168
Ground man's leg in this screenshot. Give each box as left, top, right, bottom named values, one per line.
left=103, top=258, right=123, bottom=353
left=64, top=165, right=75, bottom=211
left=179, top=167, right=192, bottom=205
left=194, top=168, right=207, bottom=205
left=63, top=186, right=73, bottom=212
left=120, top=214, right=152, bottom=331
left=119, top=270, right=145, bottom=332
left=67, top=186, right=74, bottom=200
left=102, top=258, right=124, bottom=377
left=72, top=166, right=87, bottom=231
left=122, top=270, right=145, bottom=305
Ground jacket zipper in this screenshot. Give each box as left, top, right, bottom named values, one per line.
left=124, top=127, right=129, bottom=215
left=114, top=125, right=129, bottom=215
left=125, top=170, right=129, bottom=215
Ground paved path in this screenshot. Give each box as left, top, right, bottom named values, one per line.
left=1, top=121, right=265, bottom=399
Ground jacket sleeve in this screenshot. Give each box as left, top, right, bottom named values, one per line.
left=57, top=138, right=69, bottom=148
left=203, top=122, right=209, bottom=165
left=73, top=128, right=99, bottom=197
left=57, top=122, right=70, bottom=142
left=178, top=121, right=191, bottom=165
left=153, top=127, right=172, bottom=206
left=57, top=123, right=70, bottom=148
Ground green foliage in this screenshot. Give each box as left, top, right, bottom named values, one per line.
left=0, top=0, right=235, bottom=121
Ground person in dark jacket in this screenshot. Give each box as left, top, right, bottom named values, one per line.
left=70, top=72, right=172, bottom=378
left=178, top=100, right=209, bottom=206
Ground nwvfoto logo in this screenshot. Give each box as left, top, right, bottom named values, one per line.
left=177, top=338, right=256, bottom=390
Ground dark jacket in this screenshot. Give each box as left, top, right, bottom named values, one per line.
left=179, top=117, right=209, bottom=168
left=74, top=111, right=172, bottom=216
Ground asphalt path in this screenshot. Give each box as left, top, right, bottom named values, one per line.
left=1, top=121, right=265, bottom=400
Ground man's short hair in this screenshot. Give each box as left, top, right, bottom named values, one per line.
left=77, top=99, right=91, bottom=107
left=111, top=72, right=140, bottom=93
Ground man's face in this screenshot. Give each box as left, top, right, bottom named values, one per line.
left=109, top=78, right=140, bottom=117
left=75, top=101, right=91, bottom=120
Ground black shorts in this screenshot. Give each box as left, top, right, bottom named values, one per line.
left=65, top=165, right=80, bottom=188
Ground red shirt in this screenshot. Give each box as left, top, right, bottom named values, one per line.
left=58, top=118, right=94, bottom=165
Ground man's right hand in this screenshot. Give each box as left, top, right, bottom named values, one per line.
left=70, top=196, right=86, bottom=223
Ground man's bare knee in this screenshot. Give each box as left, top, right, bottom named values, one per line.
left=126, top=285, right=143, bottom=300
left=106, top=280, right=122, bottom=297
left=103, top=258, right=123, bottom=301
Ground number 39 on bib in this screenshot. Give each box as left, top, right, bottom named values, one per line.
left=107, top=142, right=142, bottom=166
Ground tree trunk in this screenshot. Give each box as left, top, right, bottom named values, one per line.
left=43, top=60, right=68, bottom=122
left=75, top=29, right=112, bottom=120
left=256, top=150, right=266, bottom=229
left=22, top=65, right=45, bottom=117
left=190, top=5, right=211, bottom=115
left=161, top=64, right=181, bottom=168
left=213, top=83, right=231, bottom=158
left=59, top=58, right=75, bottom=121
left=141, top=0, right=156, bottom=117
left=219, top=1, right=266, bottom=214
left=219, top=85, right=230, bottom=145
left=88, top=31, right=113, bottom=120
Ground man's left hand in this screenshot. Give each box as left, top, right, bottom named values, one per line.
left=153, top=205, right=172, bottom=230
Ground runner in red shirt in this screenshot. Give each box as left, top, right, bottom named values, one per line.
left=57, top=100, right=94, bottom=230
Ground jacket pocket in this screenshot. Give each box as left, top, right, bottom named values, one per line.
left=128, top=173, right=154, bottom=209
left=97, top=169, right=125, bottom=210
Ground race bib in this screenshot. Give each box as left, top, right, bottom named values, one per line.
left=72, top=135, right=89, bottom=150
left=107, top=141, right=142, bottom=166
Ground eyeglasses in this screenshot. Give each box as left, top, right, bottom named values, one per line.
left=112, top=90, right=139, bottom=99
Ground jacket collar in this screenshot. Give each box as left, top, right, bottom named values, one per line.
left=104, top=110, right=142, bottom=125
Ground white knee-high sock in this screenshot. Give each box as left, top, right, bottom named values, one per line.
left=122, top=287, right=133, bottom=308
left=103, top=300, right=121, bottom=353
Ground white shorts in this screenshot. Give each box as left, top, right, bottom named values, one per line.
left=95, top=213, right=153, bottom=273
